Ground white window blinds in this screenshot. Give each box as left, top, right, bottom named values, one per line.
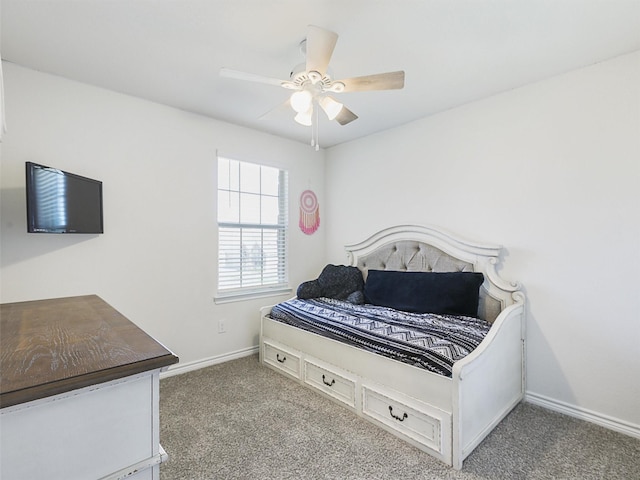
left=217, top=157, right=288, bottom=297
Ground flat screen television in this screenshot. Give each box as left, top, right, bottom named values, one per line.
left=26, top=162, right=104, bottom=234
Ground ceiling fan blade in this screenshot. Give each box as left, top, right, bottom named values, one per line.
left=220, top=68, right=295, bottom=88
left=258, top=98, right=292, bottom=121
left=338, top=71, right=405, bottom=92
left=335, top=106, right=358, bottom=126
left=305, top=25, right=338, bottom=76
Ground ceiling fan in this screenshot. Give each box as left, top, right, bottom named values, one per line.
left=220, top=25, right=405, bottom=149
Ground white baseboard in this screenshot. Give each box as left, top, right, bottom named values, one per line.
left=525, top=391, right=640, bottom=439
left=160, top=346, right=259, bottom=379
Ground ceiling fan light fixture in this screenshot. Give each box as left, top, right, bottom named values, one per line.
left=294, top=107, right=313, bottom=126
left=290, top=90, right=313, bottom=113
left=319, top=96, right=343, bottom=120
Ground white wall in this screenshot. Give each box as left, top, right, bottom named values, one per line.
left=0, top=62, right=326, bottom=369
left=325, top=52, right=640, bottom=432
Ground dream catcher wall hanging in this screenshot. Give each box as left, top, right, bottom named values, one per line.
left=299, top=190, right=320, bottom=235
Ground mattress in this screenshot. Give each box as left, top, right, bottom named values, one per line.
left=268, top=297, right=492, bottom=377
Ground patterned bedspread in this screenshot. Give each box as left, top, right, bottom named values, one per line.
left=268, top=298, right=492, bottom=377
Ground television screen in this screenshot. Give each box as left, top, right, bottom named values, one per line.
left=26, top=162, right=104, bottom=234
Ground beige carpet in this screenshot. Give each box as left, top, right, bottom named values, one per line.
left=159, top=355, right=639, bottom=479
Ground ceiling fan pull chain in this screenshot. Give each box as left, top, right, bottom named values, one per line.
left=310, top=102, right=317, bottom=149
left=311, top=102, right=320, bottom=152
left=315, top=105, right=320, bottom=151
left=310, top=118, right=315, bottom=147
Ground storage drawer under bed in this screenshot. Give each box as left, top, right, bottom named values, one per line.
left=303, top=358, right=357, bottom=409
left=362, top=384, right=451, bottom=461
left=262, top=340, right=301, bottom=380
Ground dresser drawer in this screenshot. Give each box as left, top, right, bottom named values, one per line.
left=263, top=340, right=301, bottom=379
left=303, top=359, right=357, bottom=409
left=362, top=385, right=450, bottom=456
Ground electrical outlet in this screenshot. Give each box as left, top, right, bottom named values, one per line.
left=218, top=318, right=227, bottom=334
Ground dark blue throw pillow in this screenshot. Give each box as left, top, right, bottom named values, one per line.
left=364, top=270, right=484, bottom=317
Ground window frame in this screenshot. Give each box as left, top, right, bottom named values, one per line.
left=215, top=157, right=291, bottom=303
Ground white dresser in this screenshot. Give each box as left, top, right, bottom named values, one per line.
left=0, top=295, right=179, bottom=480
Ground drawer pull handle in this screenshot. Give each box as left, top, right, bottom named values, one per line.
left=276, top=354, right=286, bottom=363
left=322, top=375, right=336, bottom=387
left=389, top=406, right=408, bottom=422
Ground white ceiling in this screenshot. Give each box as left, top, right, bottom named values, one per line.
left=2, top=0, right=639, bottom=148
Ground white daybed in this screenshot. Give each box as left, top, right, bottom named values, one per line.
left=259, top=225, right=525, bottom=469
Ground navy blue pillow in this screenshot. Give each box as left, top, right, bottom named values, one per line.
left=364, top=270, right=484, bottom=317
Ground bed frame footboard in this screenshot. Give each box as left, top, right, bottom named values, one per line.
left=452, top=294, right=526, bottom=469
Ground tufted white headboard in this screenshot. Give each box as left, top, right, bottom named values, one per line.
left=345, top=225, right=523, bottom=323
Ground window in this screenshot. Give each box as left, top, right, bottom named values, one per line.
left=217, top=157, right=289, bottom=300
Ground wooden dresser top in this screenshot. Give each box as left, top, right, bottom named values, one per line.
left=0, top=295, right=178, bottom=408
